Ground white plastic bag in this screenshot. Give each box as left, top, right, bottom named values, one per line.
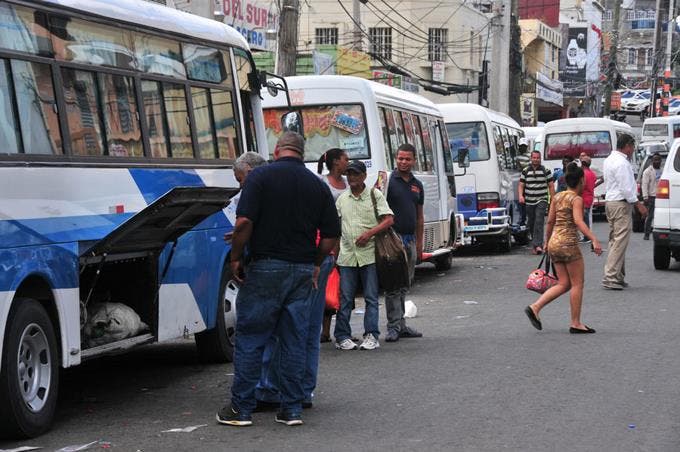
left=83, top=302, right=148, bottom=347
left=404, top=300, right=417, bottom=318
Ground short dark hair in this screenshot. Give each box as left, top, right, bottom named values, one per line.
left=396, top=143, right=416, bottom=157
left=652, top=152, right=662, bottom=158
left=530, top=150, right=541, bottom=157
left=565, top=162, right=584, bottom=188
left=617, top=134, right=635, bottom=150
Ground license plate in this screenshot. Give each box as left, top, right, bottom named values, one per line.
left=464, top=225, right=489, bottom=232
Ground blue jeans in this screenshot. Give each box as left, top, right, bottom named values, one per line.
left=583, top=207, right=591, bottom=228
left=334, top=264, right=380, bottom=341
left=255, top=255, right=334, bottom=404
left=230, top=259, right=314, bottom=416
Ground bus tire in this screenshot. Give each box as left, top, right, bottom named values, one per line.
left=195, top=266, right=235, bottom=363
left=513, top=230, right=530, bottom=246
left=499, top=229, right=512, bottom=253
left=0, top=298, right=59, bottom=439
left=653, top=245, right=671, bottom=270
left=434, top=253, right=452, bottom=271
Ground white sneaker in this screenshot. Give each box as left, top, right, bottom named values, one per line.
left=335, top=338, right=358, bottom=350
left=359, top=333, right=380, bottom=350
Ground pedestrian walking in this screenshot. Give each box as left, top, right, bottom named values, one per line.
left=524, top=163, right=603, bottom=333
left=316, top=148, right=349, bottom=343
left=578, top=153, right=597, bottom=236
left=601, top=134, right=647, bottom=290
left=384, top=143, right=424, bottom=342
left=216, top=131, right=340, bottom=427
left=519, top=150, right=555, bottom=254
left=554, top=156, right=574, bottom=193
left=334, top=161, right=394, bottom=351
left=641, top=152, right=663, bottom=240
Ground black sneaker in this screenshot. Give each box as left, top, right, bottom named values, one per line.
left=275, top=412, right=303, bottom=426
left=216, top=404, right=252, bottom=426
left=253, top=400, right=279, bottom=413
left=399, top=326, right=423, bottom=338
left=302, top=400, right=313, bottom=409
left=385, top=329, right=399, bottom=342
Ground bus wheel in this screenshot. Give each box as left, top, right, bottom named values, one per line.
left=513, top=230, right=530, bottom=246
left=195, top=267, right=235, bottom=363
left=0, top=298, right=59, bottom=439
left=653, top=245, right=671, bottom=270
left=434, top=253, right=452, bottom=271
left=499, top=229, right=512, bottom=253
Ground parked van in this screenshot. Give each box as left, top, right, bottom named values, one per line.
left=439, top=103, right=529, bottom=250
left=652, top=139, right=680, bottom=269
left=261, top=75, right=459, bottom=270
left=522, top=126, right=544, bottom=154
left=640, top=116, right=680, bottom=146
left=542, top=118, right=635, bottom=215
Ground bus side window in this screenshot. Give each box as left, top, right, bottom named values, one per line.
left=61, top=68, right=105, bottom=156
left=0, top=59, right=21, bottom=154
left=9, top=59, right=63, bottom=155
left=384, top=107, right=398, bottom=169
left=378, top=106, right=394, bottom=169
left=163, top=83, right=193, bottom=158
left=211, top=89, right=239, bottom=159
left=98, top=73, right=143, bottom=157
left=674, top=123, right=680, bottom=139
left=141, top=80, right=169, bottom=158
left=192, top=86, right=218, bottom=159
left=492, top=125, right=504, bottom=171
left=419, top=115, right=436, bottom=172
left=400, top=111, right=422, bottom=171
left=392, top=109, right=406, bottom=147
left=233, top=49, right=256, bottom=154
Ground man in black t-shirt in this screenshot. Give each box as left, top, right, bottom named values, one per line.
left=216, top=132, right=340, bottom=427
left=384, top=143, right=424, bottom=343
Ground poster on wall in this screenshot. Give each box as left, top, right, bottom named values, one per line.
left=559, top=26, right=587, bottom=97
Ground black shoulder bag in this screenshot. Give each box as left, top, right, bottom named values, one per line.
left=370, top=189, right=410, bottom=292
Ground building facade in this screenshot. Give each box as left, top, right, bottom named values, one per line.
left=519, top=19, right=563, bottom=124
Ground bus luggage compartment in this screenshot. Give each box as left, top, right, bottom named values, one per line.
left=78, top=187, right=237, bottom=359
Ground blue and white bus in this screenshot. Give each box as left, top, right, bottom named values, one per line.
left=0, top=0, right=268, bottom=438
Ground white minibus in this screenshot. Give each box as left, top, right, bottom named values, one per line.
left=542, top=118, right=635, bottom=215
left=640, top=115, right=680, bottom=146
left=261, top=75, right=460, bottom=270
left=438, top=103, right=529, bottom=250
left=523, top=126, right=544, bottom=154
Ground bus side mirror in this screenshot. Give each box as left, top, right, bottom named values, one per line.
left=457, top=148, right=470, bottom=168
left=281, top=111, right=303, bottom=135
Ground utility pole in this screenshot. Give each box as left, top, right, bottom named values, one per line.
left=489, top=0, right=511, bottom=114
left=603, top=0, right=622, bottom=116
left=277, top=0, right=300, bottom=76
left=663, top=0, right=676, bottom=115
left=353, top=0, right=362, bottom=51
left=650, top=0, right=664, bottom=117
left=508, top=0, right=522, bottom=123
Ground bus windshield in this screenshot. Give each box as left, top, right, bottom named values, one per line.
left=263, top=105, right=370, bottom=162
left=445, top=122, right=490, bottom=161
left=544, top=131, right=612, bottom=159
left=642, top=123, right=668, bottom=139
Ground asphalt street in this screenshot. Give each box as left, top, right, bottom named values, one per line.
left=2, top=221, right=679, bottom=452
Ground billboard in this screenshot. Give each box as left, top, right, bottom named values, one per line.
left=218, top=0, right=278, bottom=51
left=559, top=26, right=587, bottom=97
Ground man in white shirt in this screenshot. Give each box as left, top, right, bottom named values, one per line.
left=602, top=134, right=648, bottom=290
left=641, top=153, right=663, bottom=240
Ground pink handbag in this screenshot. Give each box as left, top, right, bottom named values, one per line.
left=526, top=254, right=558, bottom=294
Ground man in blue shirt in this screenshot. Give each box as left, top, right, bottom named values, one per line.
left=384, top=143, right=424, bottom=342
left=216, top=131, right=340, bottom=427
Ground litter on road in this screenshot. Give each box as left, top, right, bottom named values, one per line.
left=55, top=441, right=100, bottom=452
left=161, top=424, right=207, bottom=433
left=463, top=300, right=479, bottom=305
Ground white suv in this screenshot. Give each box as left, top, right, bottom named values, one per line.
left=652, top=140, right=680, bottom=269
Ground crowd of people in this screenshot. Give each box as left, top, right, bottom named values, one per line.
left=216, top=128, right=651, bottom=426
left=216, top=132, right=424, bottom=427
left=522, top=134, right=649, bottom=333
